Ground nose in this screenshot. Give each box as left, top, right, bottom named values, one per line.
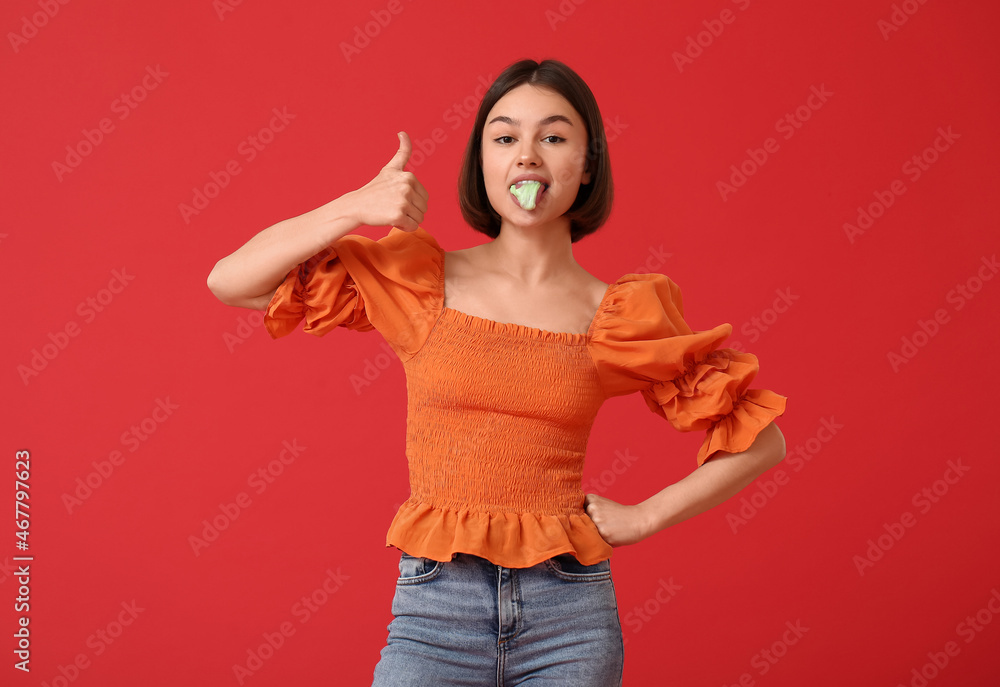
left=517, top=139, right=540, bottom=167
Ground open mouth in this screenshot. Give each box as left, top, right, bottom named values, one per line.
left=509, top=180, right=548, bottom=209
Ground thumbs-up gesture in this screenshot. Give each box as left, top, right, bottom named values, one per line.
left=346, top=132, right=429, bottom=232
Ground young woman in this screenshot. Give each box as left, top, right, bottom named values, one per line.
left=208, top=58, right=786, bottom=686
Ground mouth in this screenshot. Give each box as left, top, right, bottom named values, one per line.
left=509, top=179, right=548, bottom=210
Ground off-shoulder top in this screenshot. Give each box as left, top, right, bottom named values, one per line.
left=263, top=226, right=787, bottom=567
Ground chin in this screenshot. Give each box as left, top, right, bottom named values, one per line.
left=501, top=211, right=574, bottom=234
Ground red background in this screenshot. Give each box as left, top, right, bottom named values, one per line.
left=3, top=0, right=999, bottom=685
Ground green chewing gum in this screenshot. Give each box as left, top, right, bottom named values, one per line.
left=510, top=181, right=542, bottom=210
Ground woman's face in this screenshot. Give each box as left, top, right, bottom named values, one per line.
left=480, top=84, right=591, bottom=231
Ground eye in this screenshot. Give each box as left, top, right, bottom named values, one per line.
left=543, top=136, right=565, bottom=144
left=493, top=135, right=515, bottom=144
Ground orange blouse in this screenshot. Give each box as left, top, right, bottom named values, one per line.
left=264, top=226, right=787, bottom=568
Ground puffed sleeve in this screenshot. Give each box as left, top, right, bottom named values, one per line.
left=263, top=226, right=444, bottom=360
left=590, top=274, right=786, bottom=466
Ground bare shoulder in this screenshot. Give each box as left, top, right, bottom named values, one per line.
left=442, top=246, right=485, bottom=310
left=581, top=272, right=611, bottom=310
left=583, top=271, right=610, bottom=293
left=442, top=246, right=477, bottom=274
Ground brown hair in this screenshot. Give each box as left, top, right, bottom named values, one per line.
left=458, top=59, right=614, bottom=244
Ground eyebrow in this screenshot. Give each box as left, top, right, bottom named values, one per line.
left=487, top=114, right=574, bottom=127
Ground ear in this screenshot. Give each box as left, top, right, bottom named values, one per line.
left=581, top=162, right=592, bottom=185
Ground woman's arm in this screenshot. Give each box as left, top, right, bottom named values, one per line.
left=206, top=197, right=361, bottom=309
left=206, top=132, right=428, bottom=310
left=584, top=422, right=786, bottom=546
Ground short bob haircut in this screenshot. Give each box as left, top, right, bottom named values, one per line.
left=458, top=59, right=613, bottom=244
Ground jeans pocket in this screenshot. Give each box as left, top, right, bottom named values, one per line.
left=396, top=551, right=444, bottom=586
left=543, top=552, right=612, bottom=582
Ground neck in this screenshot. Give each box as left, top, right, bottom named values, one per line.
left=486, top=216, right=578, bottom=286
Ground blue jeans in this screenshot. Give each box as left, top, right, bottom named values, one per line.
left=371, top=551, right=624, bottom=686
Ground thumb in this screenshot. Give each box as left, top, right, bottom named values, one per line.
left=384, top=131, right=411, bottom=170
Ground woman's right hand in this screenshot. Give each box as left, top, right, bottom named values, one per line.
left=207, top=132, right=428, bottom=309
left=344, top=131, right=429, bottom=232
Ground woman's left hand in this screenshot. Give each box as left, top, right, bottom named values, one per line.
left=583, top=493, right=652, bottom=547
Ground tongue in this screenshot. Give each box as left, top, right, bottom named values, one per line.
left=510, top=181, right=542, bottom=210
